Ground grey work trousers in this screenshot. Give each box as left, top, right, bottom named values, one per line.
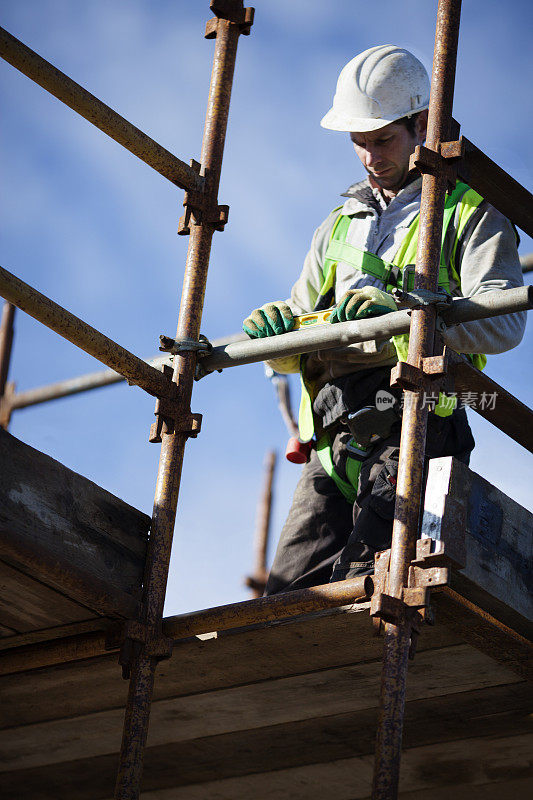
left=265, top=409, right=474, bottom=595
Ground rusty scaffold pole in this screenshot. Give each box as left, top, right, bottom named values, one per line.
left=0, top=26, right=204, bottom=193
left=0, top=301, right=16, bottom=428
left=0, top=301, right=15, bottom=396
left=245, top=450, right=277, bottom=597
left=113, top=3, right=254, bottom=799
left=371, top=0, right=463, bottom=797
left=0, top=264, right=170, bottom=398
left=0, top=574, right=373, bottom=676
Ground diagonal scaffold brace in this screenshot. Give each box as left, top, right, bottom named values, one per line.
left=113, top=3, right=254, bottom=799
left=371, top=0, right=464, bottom=797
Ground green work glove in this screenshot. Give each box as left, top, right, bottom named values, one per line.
left=329, top=286, right=397, bottom=324
left=243, top=301, right=295, bottom=338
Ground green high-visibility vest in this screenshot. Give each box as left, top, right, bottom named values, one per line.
left=300, top=180, right=487, bottom=502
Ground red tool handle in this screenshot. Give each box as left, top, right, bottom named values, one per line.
left=285, top=437, right=312, bottom=464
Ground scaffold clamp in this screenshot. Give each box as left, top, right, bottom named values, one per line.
left=391, top=286, right=452, bottom=350
left=108, top=620, right=173, bottom=680
left=205, top=1, right=255, bottom=38
left=176, top=159, right=230, bottom=235
left=409, top=139, right=465, bottom=191
left=149, top=364, right=203, bottom=443
left=390, top=346, right=450, bottom=392
left=178, top=194, right=229, bottom=236
left=159, top=333, right=212, bottom=356
left=158, top=334, right=219, bottom=383
left=391, top=286, right=452, bottom=311
left=370, top=540, right=451, bottom=658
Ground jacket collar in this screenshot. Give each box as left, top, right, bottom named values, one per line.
left=340, top=175, right=423, bottom=216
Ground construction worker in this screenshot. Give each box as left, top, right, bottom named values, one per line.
left=243, top=45, right=526, bottom=594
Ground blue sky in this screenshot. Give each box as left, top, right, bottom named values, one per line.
left=1, top=0, right=532, bottom=615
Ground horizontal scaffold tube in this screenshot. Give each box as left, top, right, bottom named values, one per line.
left=8, top=333, right=246, bottom=410
left=0, top=576, right=372, bottom=676
left=200, top=286, right=533, bottom=371
left=0, top=26, right=204, bottom=193
left=0, top=264, right=170, bottom=398
left=10, top=357, right=170, bottom=410
left=163, top=574, right=372, bottom=640
left=451, top=351, right=533, bottom=454
left=454, top=136, right=533, bottom=240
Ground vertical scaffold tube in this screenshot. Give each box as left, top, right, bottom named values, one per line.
left=371, top=1, right=462, bottom=798
left=246, top=450, right=276, bottom=597
left=0, top=301, right=15, bottom=397
left=113, top=15, right=245, bottom=800
left=0, top=301, right=16, bottom=428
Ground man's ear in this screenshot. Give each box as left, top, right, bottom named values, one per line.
left=415, top=110, right=428, bottom=143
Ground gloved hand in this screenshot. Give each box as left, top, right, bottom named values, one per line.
left=329, top=286, right=397, bottom=324
left=243, top=301, right=295, bottom=338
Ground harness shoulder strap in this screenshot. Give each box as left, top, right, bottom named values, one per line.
left=450, top=186, right=484, bottom=278
left=392, top=181, right=471, bottom=287
left=319, top=210, right=348, bottom=283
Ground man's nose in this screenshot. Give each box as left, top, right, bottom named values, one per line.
left=364, top=145, right=380, bottom=167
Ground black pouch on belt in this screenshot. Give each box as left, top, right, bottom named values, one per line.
left=313, top=367, right=394, bottom=430
left=346, top=404, right=400, bottom=447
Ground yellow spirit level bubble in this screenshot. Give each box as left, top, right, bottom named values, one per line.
left=293, top=309, right=332, bottom=330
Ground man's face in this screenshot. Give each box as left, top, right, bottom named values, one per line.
left=350, top=116, right=426, bottom=194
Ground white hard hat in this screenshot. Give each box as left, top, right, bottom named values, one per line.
left=321, top=45, right=430, bottom=133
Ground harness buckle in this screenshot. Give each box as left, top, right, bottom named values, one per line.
left=345, top=437, right=374, bottom=460
left=401, top=264, right=416, bottom=291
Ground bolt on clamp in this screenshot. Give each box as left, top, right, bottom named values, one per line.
left=158, top=333, right=218, bottom=383
left=391, top=286, right=452, bottom=338
left=159, top=333, right=212, bottom=356
left=391, top=286, right=453, bottom=311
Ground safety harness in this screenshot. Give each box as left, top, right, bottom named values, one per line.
left=299, top=180, right=487, bottom=503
